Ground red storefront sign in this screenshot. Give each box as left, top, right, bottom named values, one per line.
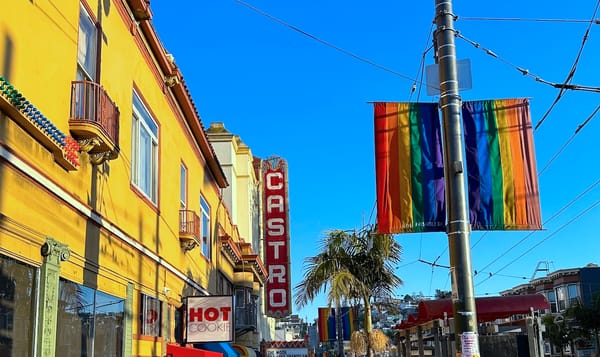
left=263, top=157, right=291, bottom=318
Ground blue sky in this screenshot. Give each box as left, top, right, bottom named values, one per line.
left=151, top=1, right=600, bottom=322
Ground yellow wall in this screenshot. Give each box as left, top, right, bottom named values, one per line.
left=0, top=0, right=247, bottom=354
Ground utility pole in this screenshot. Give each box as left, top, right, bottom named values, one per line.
left=434, top=0, right=480, bottom=356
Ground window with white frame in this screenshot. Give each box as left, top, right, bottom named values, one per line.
left=77, top=4, right=97, bottom=81
left=131, top=92, right=158, bottom=203
left=200, top=196, right=210, bottom=258
left=180, top=163, right=187, bottom=209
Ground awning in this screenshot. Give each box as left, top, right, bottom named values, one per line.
left=194, top=342, right=240, bottom=357
left=167, top=344, right=223, bottom=357
left=394, top=294, right=549, bottom=330
left=233, top=344, right=257, bottom=357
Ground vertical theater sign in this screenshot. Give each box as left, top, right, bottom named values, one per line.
left=263, top=156, right=291, bottom=318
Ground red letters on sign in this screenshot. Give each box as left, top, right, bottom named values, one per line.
left=263, top=157, right=291, bottom=318
left=188, top=306, right=232, bottom=322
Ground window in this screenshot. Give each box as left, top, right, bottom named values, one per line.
left=140, top=294, right=162, bottom=337
left=234, top=287, right=257, bottom=329
left=56, top=278, right=124, bottom=357
left=200, top=196, right=210, bottom=258
left=131, top=92, right=158, bottom=203
left=556, top=286, right=567, bottom=312
left=77, top=4, right=97, bottom=81
left=547, top=290, right=557, bottom=313
left=567, top=284, right=579, bottom=307
left=180, top=164, right=187, bottom=209
left=0, top=254, right=37, bottom=356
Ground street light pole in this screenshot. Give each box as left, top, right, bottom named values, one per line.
left=434, top=0, right=480, bottom=356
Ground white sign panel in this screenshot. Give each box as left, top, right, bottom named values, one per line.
left=185, top=295, right=233, bottom=343
left=265, top=348, right=308, bottom=357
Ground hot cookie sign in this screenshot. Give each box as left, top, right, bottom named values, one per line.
left=185, top=295, right=233, bottom=342
left=263, top=157, right=291, bottom=318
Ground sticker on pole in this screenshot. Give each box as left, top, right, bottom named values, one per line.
left=460, top=332, right=480, bottom=357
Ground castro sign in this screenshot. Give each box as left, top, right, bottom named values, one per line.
left=185, top=295, right=233, bottom=343
left=263, top=157, right=291, bottom=318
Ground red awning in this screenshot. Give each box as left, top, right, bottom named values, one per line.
left=393, top=294, right=549, bottom=330
left=418, top=294, right=549, bottom=322
left=167, top=344, right=224, bottom=357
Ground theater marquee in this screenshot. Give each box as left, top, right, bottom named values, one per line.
left=263, top=156, right=291, bottom=318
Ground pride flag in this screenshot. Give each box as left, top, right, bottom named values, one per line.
left=462, top=99, right=542, bottom=230
left=318, top=307, right=357, bottom=342
left=374, top=102, right=446, bottom=234
left=340, top=306, right=357, bottom=340
left=318, top=308, right=336, bottom=342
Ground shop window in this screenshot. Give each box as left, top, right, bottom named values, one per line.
left=140, top=294, right=162, bottom=337
left=55, top=279, right=124, bottom=357
left=0, top=254, right=36, bottom=356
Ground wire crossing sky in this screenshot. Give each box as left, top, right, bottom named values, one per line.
left=151, top=0, right=600, bottom=321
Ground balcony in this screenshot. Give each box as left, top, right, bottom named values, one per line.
left=69, top=80, right=120, bottom=165
left=179, top=210, right=200, bottom=251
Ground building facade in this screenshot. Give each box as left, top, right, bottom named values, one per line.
left=0, top=1, right=264, bottom=356
left=206, top=122, right=276, bottom=349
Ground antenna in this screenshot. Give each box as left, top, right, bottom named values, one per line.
left=530, top=261, right=551, bottom=280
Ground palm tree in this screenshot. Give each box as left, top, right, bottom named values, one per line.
left=294, top=225, right=402, bottom=357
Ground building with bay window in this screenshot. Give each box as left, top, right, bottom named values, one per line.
left=0, top=1, right=263, bottom=356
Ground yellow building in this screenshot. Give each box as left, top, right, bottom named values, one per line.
left=0, top=1, right=264, bottom=356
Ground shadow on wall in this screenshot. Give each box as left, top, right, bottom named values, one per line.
left=1, top=31, right=14, bottom=215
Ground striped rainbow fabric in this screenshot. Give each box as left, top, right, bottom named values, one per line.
left=374, top=102, right=446, bottom=234
left=462, top=98, right=542, bottom=230
left=340, top=307, right=356, bottom=341
left=318, top=308, right=336, bottom=342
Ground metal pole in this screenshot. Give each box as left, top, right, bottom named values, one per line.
left=433, top=0, right=480, bottom=356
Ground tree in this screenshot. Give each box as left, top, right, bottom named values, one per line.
left=565, top=292, right=600, bottom=355
left=542, top=314, right=574, bottom=357
left=294, top=225, right=402, bottom=357
left=434, top=289, right=452, bottom=299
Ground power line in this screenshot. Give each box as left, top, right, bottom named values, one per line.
left=456, top=32, right=600, bottom=94
left=234, top=0, right=437, bottom=90
left=475, top=199, right=600, bottom=287
left=458, top=16, right=600, bottom=24
left=538, top=105, right=600, bottom=175
left=474, top=177, right=600, bottom=282
left=534, top=0, right=600, bottom=130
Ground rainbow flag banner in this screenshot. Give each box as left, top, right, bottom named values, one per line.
left=340, top=306, right=357, bottom=340
left=462, top=98, right=542, bottom=230
left=374, top=102, right=446, bottom=234
left=318, top=308, right=336, bottom=342
left=318, top=307, right=357, bottom=342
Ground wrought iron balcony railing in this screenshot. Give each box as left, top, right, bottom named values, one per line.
left=69, top=80, right=120, bottom=164
left=179, top=210, right=200, bottom=251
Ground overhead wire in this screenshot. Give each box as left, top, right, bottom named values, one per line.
left=459, top=16, right=600, bottom=24
left=534, top=0, right=600, bottom=130
left=474, top=177, right=600, bottom=282
left=476, top=199, right=600, bottom=287
left=234, top=0, right=439, bottom=91
left=538, top=105, right=600, bottom=175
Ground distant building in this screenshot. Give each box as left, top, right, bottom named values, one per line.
left=501, top=263, right=600, bottom=314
